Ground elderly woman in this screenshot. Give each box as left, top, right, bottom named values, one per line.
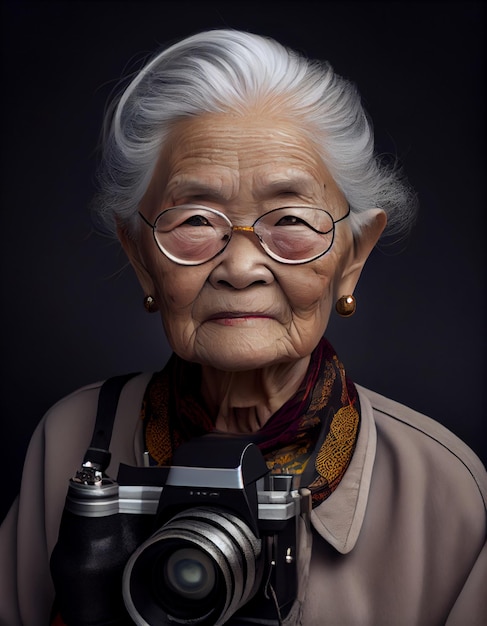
left=1, top=29, right=486, bottom=626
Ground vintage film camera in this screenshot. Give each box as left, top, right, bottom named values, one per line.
left=50, top=432, right=311, bottom=625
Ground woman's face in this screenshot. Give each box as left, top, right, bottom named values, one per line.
left=127, top=110, right=360, bottom=371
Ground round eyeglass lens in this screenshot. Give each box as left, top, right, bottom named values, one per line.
left=154, top=206, right=232, bottom=265
left=255, top=207, right=334, bottom=263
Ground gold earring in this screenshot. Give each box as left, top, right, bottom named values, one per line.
left=143, top=295, right=158, bottom=313
left=335, top=295, right=356, bottom=317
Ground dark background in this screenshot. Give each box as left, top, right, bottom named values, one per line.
left=1, top=0, right=485, bottom=523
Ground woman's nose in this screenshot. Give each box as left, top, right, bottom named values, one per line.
left=208, top=231, right=275, bottom=289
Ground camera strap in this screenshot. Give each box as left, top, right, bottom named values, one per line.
left=83, top=372, right=140, bottom=472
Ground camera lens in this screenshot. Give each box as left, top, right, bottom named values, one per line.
left=165, top=548, right=216, bottom=599
left=123, top=507, right=262, bottom=625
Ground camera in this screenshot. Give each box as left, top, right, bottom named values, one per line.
left=50, top=433, right=311, bottom=625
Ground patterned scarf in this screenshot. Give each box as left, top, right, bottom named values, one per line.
left=142, top=337, right=360, bottom=507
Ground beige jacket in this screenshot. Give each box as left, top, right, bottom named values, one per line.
left=1, top=373, right=486, bottom=625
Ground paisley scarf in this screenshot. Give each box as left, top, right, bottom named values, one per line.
left=142, top=337, right=360, bottom=507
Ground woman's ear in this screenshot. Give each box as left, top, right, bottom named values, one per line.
left=117, top=223, right=156, bottom=296
left=335, top=208, right=387, bottom=298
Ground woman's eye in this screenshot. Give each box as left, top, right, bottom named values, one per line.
left=275, top=215, right=307, bottom=227
left=182, top=215, right=211, bottom=227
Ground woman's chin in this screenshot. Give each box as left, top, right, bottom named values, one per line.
left=168, top=322, right=316, bottom=372
left=185, top=342, right=296, bottom=373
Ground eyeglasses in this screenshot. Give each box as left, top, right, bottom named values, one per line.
left=138, top=203, right=351, bottom=266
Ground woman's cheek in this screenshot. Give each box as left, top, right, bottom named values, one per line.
left=153, top=265, right=203, bottom=310
left=283, top=268, right=332, bottom=315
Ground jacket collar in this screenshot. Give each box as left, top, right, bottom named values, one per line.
left=310, top=386, right=377, bottom=554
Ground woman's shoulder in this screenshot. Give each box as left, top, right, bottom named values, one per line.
left=42, top=372, right=151, bottom=426
left=41, top=379, right=104, bottom=429
left=357, top=384, right=487, bottom=507
left=20, top=372, right=153, bottom=545
left=39, top=371, right=154, bottom=473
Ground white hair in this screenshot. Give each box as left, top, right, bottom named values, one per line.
left=93, top=29, right=418, bottom=240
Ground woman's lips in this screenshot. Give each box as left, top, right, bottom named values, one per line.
left=205, top=312, right=275, bottom=325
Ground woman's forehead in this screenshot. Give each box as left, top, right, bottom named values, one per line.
left=165, top=110, right=321, bottom=161
left=159, top=112, right=338, bottom=201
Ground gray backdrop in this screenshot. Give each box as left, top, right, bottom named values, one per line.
left=1, top=0, right=485, bottom=523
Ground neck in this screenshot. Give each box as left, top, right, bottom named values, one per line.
left=200, top=356, right=311, bottom=434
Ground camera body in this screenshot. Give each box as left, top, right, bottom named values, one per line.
left=50, top=433, right=311, bottom=625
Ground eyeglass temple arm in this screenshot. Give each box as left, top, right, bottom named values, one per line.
left=308, top=204, right=351, bottom=235
left=335, top=204, right=351, bottom=224
left=138, top=211, right=154, bottom=228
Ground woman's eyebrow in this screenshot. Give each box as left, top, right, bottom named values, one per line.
left=166, top=170, right=322, bottom=203
left=166, top=174, right=235, bottom=201
left=256, top=170, right=322, bottom=197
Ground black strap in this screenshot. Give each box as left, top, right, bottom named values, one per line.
left=83, top=372, right=139, bottom=471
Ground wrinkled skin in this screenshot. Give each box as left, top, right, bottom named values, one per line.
left=119, top=109, right=386, bottom=432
